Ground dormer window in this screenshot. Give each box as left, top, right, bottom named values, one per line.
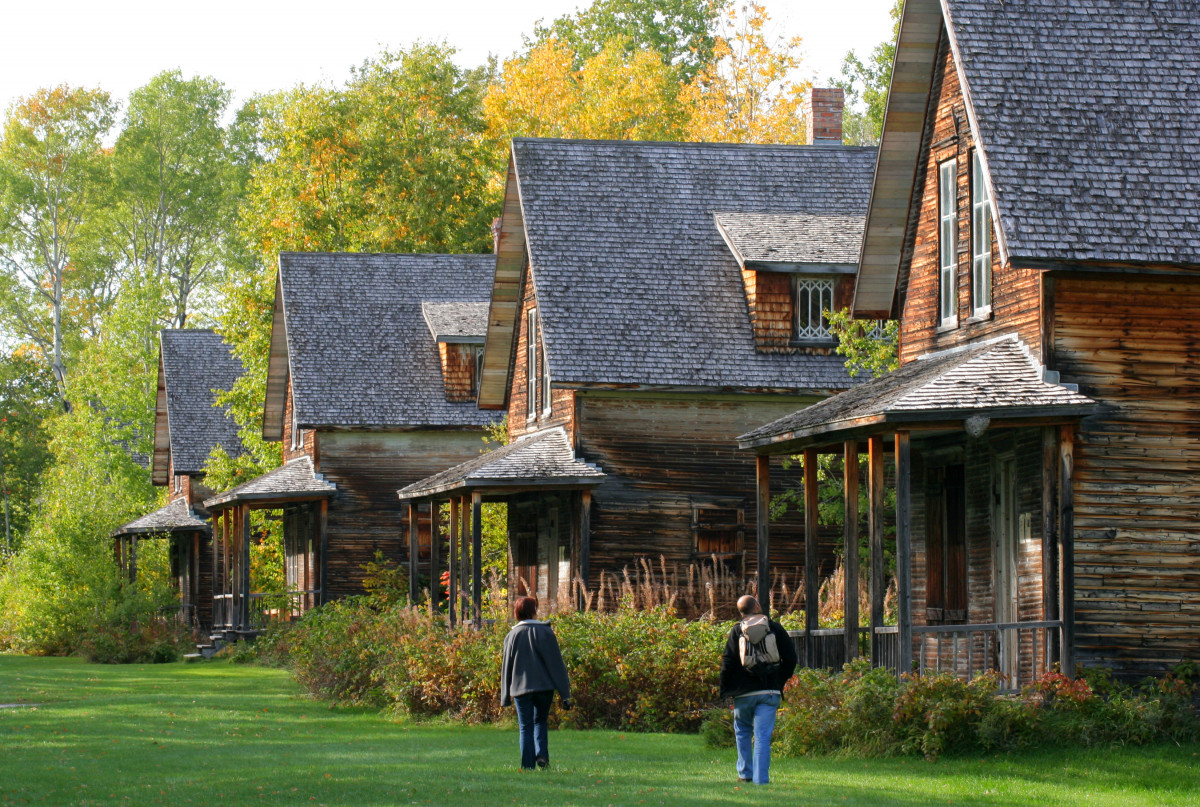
left=792, top=276, right=836, bottom=342
left=970, top=151, right=992, bottom=318
left=938, top=158, right=958, bottom=328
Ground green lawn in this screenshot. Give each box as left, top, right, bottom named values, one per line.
left=1, top=656, right=1197, bottom=806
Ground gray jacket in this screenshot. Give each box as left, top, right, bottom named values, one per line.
left=499, top=620, right=571, bottom=707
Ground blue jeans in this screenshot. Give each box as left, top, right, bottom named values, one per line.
left=733, top=692, right=780, bottom=785
left=514, top=690, right=554, bottom=769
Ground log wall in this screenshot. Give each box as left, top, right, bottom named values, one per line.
left=897, top=27, right=1040, bottom=363
left=1052, top=272, right=1200, bottom=677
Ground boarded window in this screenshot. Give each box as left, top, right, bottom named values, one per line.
left=792, top=276, right=835, bottom=341
left=938, top=159, right=958, bottom=327
left=926, top=465, right=967, bottom=623
left=970, top=151, right=992, bottom=317
left=693, top=506, right=745, bottom=573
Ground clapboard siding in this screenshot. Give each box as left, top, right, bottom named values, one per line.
left=1053, top=273, right=1200, bottom=677
left=316, top=429, right=487, bottom=598
left=898, top=27, right=1039, bottom=363
left=575, top=392, right=834, bottom=587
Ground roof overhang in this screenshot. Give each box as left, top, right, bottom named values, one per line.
left=204, top=457, right=336, bottom=510
left=112, top=500, right=210, bottom=538
left=477, top=151, right=526, bottom=411
left=151, top=342, right=170, bottom=485
left=262, top=270, right=290, bottom=441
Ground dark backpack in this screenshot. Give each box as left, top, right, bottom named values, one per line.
left=737, top=615, right=782, bottom=681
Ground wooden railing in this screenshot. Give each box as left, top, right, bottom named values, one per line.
left=248, top=590, right=320, bottom=628
left=875, top=621, right=1062, bottom=690
left=212, top=593, right=235, bottom=630
left=788, top=628, right=871, bottom=669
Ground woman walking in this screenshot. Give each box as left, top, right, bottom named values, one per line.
left=499, top=596, right=571, bottom=770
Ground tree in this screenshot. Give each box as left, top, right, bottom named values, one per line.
left=827, top=309, right=899, bottom=379
left=836, top=0, right=903, bottom=146
left=0, top=86, right=117, bottom=408
left=0, top=352, right=55, bottom=555
left=682, top=2, right=810, bottom=144
left=104, top=71, right=240, bottom=328
left=530, top=0, right=728, bottom=83
left=484, top=37, right=689, bottom=142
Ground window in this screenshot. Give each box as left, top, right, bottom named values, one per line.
left=472, top=346, right=484, bottom=398
left=174, top=474, right=182, bottom=494
left=542, top=344, right=552, bottom=417
left=290, top=397, right=303, bottom=451
left=526, top=308, right=538, bottom=419
left=938, top=159, right=958, bottom=327
left=970, top=151, right=992, bottom=317
left=926, top=465, right=967, bottom=623
left=792, top=276, right=835, bottom=341
left=692, top=505, right=745, bottom=574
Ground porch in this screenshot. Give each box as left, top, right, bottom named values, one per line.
left=742, top=336, right=1096, bottom=688
left=111, top=499, right=212, bottom=630
left=396, top=427, right=605, bottom=626
left=203, top=457, right=335, bottom=635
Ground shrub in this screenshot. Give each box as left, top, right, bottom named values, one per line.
left=700, top=707, right=734, bottom=748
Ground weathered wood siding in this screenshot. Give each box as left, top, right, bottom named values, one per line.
left=439, top=343, right=478, bottom=402
left=742, top=268, right=851, bottom=354
left=509, top=264, right=575, bottom=440
left=1052, top=272, right=1200, bottom=677
left=316, top=429, right=486, bottom=599
left=575, top=392, right=833, bottom=587
left=282, top=376, right=316, bottom=463
left=897, top=27, right=1039, bottom=363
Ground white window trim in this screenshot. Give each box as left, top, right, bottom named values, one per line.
left=970, top=151, right=993, bottom=319
left=526, top=308, right=538, bottom=421
left=792, top=275, right=836, bottom=342
left=938, top=158, right=958, bottom=329
left=290, top=397, right=302, bottom=451
left=542, top=346, right=552, bottom=417
left=473, top=345, right=485, bottom=398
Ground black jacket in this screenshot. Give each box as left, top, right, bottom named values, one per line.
left=719, top=617, right=798, bottom=700
left=499, top=620, right=571, bottom=707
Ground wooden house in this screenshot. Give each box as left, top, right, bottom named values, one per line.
left=202, top=253, right=498, bottom=632
left=112, top=329, right=246, bottom=630
left=398, top=113, right=876, bottom=616
left=741, top=0, right=1200, bottom=683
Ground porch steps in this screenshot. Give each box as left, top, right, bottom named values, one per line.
left=183, top=653, right=205, bottom=663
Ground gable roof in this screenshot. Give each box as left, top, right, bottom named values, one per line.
left=263, top=253, right=498, bottom=437
left=479, top=138, right=877, bottom=407
left=422, top=302, right=489, bottom=344
left=203, top=456, right=336, bottom=509
left=855, top=0, right=1200, bottom=316
left=397, top=427, right=605, bottom=501
left=112, top=499, right=209, bottom=537
left=153, top=329, right=246, bottom=483
left=739, top=335, right=1097, bottom=451
left=715, top=212, right=864, bottom=268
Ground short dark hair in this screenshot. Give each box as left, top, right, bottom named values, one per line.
left=513, top=596, right=538, bottom=621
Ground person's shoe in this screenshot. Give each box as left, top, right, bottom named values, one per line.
left=738, top=777, right=751, bottom=783
left=535, top=756, right=549, bottom=769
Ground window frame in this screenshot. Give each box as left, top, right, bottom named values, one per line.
left=791, top=275, right=837, bottom=343
left=526, top=308, right=538, bottom=421
left=290, top=395, right=302, bottom=452
left=541, top=341, right=552, bottom=418
left=937, top=158, right=959, bottom=329
left=472, top=345, right=485, bottom=399
left=970, top=150, right=993, bottom=319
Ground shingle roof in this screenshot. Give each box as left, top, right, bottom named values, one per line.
left=397, top=427, right=605, bottom=501
left=511, top=139, right=876, bottom=392
left=947, top=0, right=1200, bottom=264
left=715, top=212, right=864, bottom=266
left=277, top=254, right=498, bottom=429
left=422, top=302, right=489, bottom=343
left=203, top=457, right=336, bottom=509
left=739, top=335, right=1097, bottom=449
left=161, top=330, right=246, bottom=475
left=112, top=499, right=208, bottom=537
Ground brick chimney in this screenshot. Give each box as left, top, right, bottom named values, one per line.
left=803, top=87, right=845, bottom=146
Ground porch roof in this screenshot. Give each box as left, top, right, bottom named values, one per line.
left=396, top=427, right=605, bottom=502
left=112, top=499, right=208, bottom=538
left=203, top=457, right=336, bottom=509
left=739, top=335, right=1097, bottom=452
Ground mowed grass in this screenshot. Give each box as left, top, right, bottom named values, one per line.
left=1, top=656, right=1198, bottom=807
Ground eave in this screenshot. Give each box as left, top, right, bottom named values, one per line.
left=477, top=151, right=525, bottom=411
left=262, top=270, right=290, bottom=441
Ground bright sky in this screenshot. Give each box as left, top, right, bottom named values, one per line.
left=0, top=0, right=895, bottom=116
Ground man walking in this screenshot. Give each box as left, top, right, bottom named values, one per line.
left=719, top=594, right=798, bottom=785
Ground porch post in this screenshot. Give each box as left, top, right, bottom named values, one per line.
left=1041, top=427, right=1060, bottom=668
left=804, top=449, right=820, bottom=641
left=868, top=435, right=886, bottom=666
left=408, top=502, right=420, bottom=606
left=459, top=497, right=470, bottom=621
left=472, top=491, right=483, bottom=628
left=317, top=499, right=328, bottom=606
left=579, top=490, right=592, bottom=598
left=895, top=431, right=913, bottom=674
left=448, top=497, right=459, bottom=627
left=755, top=454, right=771, bottom=608
left=240, top=505, right=251, bottom=630
left=843, top=440, right=860, bottom=664
left=430, top=501, right=441, bottom=616
left=130, top=536, right=138, bottom=583
left=1058, top=426, right=1076, bottom=678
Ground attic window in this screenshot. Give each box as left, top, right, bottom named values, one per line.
left=938, top=159, right=958, bottom=328
left=792, top=276, right=835, bottom=342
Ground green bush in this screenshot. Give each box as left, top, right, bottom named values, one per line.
left=77, top=589, right=191, bottom=664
